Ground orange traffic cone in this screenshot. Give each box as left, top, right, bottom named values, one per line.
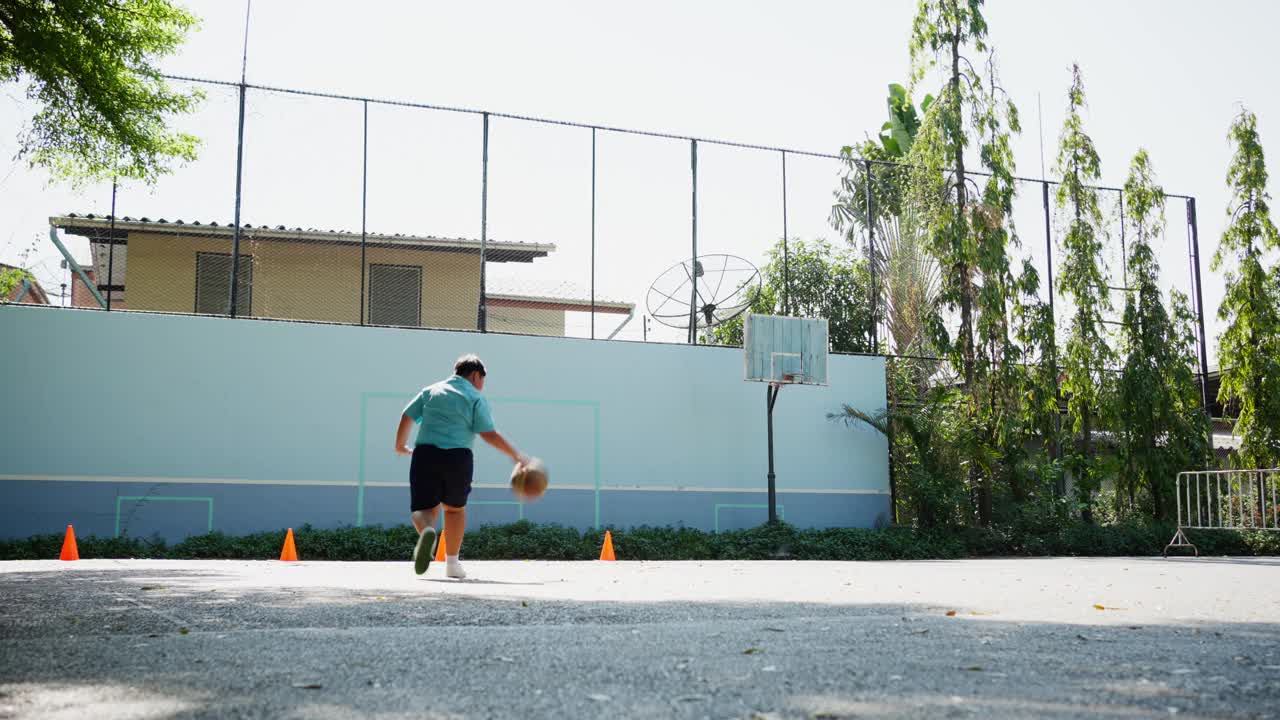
left=599, top=530, right=616, bottom=561
left=434, top=531, right=447, bottom=563
left=279, top=528, right=299, bottom=561
left=59, top=525, right=79, bottom=561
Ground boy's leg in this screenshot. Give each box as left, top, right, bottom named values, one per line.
left=411, top=507, right=439, bottom=534
left=437, top=448, right=472, bottom=579
left=409, top=445, right=444, bottom=576
left=442, top=505, right=466, bottom=555
left=442, top=504, right=467, bottom=579
left=411, top=505, right=440, bottom=576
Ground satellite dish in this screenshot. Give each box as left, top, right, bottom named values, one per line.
left=646, top=254, right=762, bottom=337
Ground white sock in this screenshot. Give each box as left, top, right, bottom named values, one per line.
left=447, top=555, right=460, bottom=563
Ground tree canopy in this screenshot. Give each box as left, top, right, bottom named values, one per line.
left=1213, top=108, right=1280, bottom=469
left=710, top=238, right=874, bottom=355
left=0, top=0, right=202, bottom=183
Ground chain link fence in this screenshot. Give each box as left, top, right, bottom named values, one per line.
left=47, top=77, right=1210, bottom=408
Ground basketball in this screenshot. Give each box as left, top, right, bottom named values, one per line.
left=510, top=457, right=548, bottom=500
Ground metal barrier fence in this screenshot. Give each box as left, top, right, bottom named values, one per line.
left=1165, top=468, right=1280, bottom=556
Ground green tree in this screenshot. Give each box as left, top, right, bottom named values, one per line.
left=0, top=0, right=202, bottom=183
left=1213, top=108, right=1280, bottom=469
left=1115, top=150, right=1210, bottom=519
left=1010, top=258, right=1062, bottom=503
left=710, top=238, right=874, bottom=354
left=908, top=0, right=1024, bottom=525
left=1054, top=64, right=1112, bottom=523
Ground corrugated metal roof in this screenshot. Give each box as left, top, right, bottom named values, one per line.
left=50, top=214, right=555, bottom=263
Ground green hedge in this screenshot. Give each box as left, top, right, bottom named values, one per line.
left=2, top=520, right=1278, bottom=561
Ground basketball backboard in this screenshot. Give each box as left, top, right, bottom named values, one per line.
left=743, top=314, right=829, bottom=386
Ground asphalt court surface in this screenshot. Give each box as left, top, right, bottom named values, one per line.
left=2, top=557, right=1279, bottom=719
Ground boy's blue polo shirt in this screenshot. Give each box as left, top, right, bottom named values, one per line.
left=403, top=375, right=496, bottom=449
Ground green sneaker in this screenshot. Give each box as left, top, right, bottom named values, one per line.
left=413, top=527, right=437, bottom=576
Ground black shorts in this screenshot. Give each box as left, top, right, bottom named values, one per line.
left=409, top=444, right=474, bottom=511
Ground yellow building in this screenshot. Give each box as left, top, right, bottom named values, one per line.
left=51, top=214, right=632, bottom=337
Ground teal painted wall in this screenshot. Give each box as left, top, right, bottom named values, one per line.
left=0, top=305, right=889, bottom=540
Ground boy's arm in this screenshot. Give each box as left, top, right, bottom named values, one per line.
left=397, top=390, right=425, bottom=456
left=478, top=430, right=526, bottom=466
left=394, top=414, right=415, bottom=455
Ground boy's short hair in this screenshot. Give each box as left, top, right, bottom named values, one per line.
left=454, top=354, right=486, bottom=378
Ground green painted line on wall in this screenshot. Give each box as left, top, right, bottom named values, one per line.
left=490, top=395, right=602, bottom=529
left=115, top=495, right=214, bottom=538
left=713, top=503, right=784, bottom=533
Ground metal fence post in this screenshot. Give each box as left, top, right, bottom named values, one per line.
left=229, top=81, right=247, bottom=318
left=360, top=100, right=368, bottom=326
left=478, top=112, right=489, bottom=333
left=1187, top=197, right=1212, bottom=440
left=228, top=0, right=251, bottom=318
left=1042, top=181, right=1063, bottom=478
left=865, top=160, right=877, bottom=353
left=591, top=127, right=596, bottom=339
left=689, top=139, right=698, bottom=344
left=106, top=180, right=117, bottom=311
left=781, top=150, right=789, bottom=317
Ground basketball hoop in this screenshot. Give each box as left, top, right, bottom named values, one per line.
left=742, top=314, right=829, bottom=525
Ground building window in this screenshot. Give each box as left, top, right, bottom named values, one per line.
left=195, top=252, right=252, bottom=316
left=368, top=264, right=422, bottom=327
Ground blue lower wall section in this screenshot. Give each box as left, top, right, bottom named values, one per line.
left=2, top=481, right=889, bottom=542
left=0, top=306, right=891, bottom=541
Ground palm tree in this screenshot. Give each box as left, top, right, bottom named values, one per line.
left=831, top=83, right=941, bottom=362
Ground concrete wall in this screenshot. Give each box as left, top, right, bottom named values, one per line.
left=124, top=232, right=482, bottom=328
left=0, top=305, right=890, bottom=542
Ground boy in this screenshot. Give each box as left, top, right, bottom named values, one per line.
left=395, top=354, right=526, bottom=578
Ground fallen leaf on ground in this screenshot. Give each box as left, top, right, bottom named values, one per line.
left=945, top=611, right=957, bottom=617
left=743, top=647, right=764, bottom=655
left=963, top=666, right=983, bottom=672
left=291, top=683, right=322, bottom=690
left=911, top=629, right=929, bottom=635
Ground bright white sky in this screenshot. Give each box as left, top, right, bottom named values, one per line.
left=2, top=0, right=1277, bottom=349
